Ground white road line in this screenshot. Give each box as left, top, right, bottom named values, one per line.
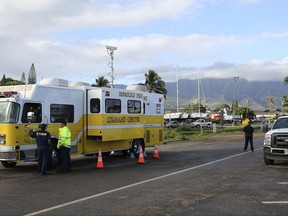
left=24, top=149, right=259, bottom=216
left=262, top=182, right=288, bottom=204
left=262, top=201, right=288, bottom=204
left=278, top=182, right=288, bottom=185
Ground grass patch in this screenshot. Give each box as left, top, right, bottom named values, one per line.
left=164, top=125, right=261, bottom=142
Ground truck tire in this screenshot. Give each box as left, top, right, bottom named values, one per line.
left=47, top=148, right=59, bottom=170
left=121, top=150, right=129, bottom=158
left=264, top=153, right=274, bottom=165
left=47, top=139, right=59, bottom=170
left=131, top=139, right=144, bottom=158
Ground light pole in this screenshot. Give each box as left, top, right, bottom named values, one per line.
left=232, top=76, right=239, bottom=126
left=106, top=45, right=117, bottom=88
left=176, top=66, right=179, bottom=112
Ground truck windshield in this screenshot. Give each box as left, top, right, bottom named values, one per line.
left=0, top=102, right=20, bottom=123
left=272, top=118, right=288, bottom=129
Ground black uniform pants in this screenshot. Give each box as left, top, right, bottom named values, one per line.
left=59, top=146, right=71, bottom=172
left=37, top=146, right=49, bottom=175
left=244, top=134, right=254, bottom=151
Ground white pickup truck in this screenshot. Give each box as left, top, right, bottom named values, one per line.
left=263, top=115, right=288, bottom=165
left=191, top=119, right=212, bottom=128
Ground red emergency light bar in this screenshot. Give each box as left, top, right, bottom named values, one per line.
left=0, top=91, right=18, bottom=96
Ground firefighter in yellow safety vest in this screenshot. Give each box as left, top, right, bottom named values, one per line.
left=57, top=120, right=71, bottom=172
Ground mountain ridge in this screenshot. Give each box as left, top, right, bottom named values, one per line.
left=164, top=78, right=287, bottom=110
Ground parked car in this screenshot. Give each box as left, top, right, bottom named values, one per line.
left=165, top=121, right=179, bottom=128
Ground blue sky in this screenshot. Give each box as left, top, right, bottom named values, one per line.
left=0, top=0, right=288, bottom=85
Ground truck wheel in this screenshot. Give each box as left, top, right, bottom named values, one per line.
left=264, top=153, right=274, bottom=165
left=131, top=139, right=144, bottom=158
left=1, top=161, right=17, bottom=168
left=121, top=150, right=129, bottom=158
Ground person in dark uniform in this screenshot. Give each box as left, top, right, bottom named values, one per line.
left=31, top=124, right=51, bottom=175
left=243, top=121, right=254, bottom=152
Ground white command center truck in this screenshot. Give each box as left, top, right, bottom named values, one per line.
left=263, top=115, right=288, bottom=165
left=0, top=78, right=164, bottom=169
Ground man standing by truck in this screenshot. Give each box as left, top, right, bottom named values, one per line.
left=57, top=120, right=71, bottom=172
left=30, top=124, right=51, bottom=175
left=243, top=121, right=254, bottom=152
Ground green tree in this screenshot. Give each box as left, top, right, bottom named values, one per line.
left=283, top=76, right=288, bottom=112
left=219, top=104, right=230, bottom=110
left=5, top=78, right=23, bottom=85
left=281, top=95, right=288, bottom=112
left=144, top=70, right=167, bottom=98
left=21, top=72, right=26, bottom=84
left=284, top=76, right=288, bottom=86
left=0, top=74, right=7, bottom=86
left=184, top=103, right=193, bottom=113
left=92, top=76, right=109, bottom=87
left=213, top=104, right=230, bottom=112
left=0, top=75, right=24, bottom=86
left=267, top=96, right=275, bottom=124
left=184, top=102, right=206, bottom=113
left=267, top=96, right=275, bottom=110
left=236, top=107, right=255, bottom=120
left=28, top=63, right=36, bottom=84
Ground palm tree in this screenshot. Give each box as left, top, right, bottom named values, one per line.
left=267, top=96, right=275, bottom=124
left=92, top=76, right=109, bottom=87
left=267, top=96, right=275, bottom=109
left=144, top=70, right=167, bottom=98
left=284, top=76, right=288, bottom=86
left=281, top=95, right=288, bottom=112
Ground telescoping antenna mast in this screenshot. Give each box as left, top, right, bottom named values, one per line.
left=105, top=45, right=117, bottom=88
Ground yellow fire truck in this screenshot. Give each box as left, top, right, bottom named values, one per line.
left=0, top=78, right=164, bottom=168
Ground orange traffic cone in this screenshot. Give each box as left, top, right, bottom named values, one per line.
left=96, top=149, right=104, bottom=168
left=137, top=146, right=145, bottom=164
left=153, top=145, right=160, bottom=159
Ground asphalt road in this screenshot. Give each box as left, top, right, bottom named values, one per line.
left=1, top=132, right=288, bottom=216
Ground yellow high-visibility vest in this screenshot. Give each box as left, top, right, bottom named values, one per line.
left=58, top=126, right=71, bottom=148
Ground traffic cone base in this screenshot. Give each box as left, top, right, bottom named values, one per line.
left=153, top=145, right=160, bottom=159
left=137, top=146, right=145, bottom=164
left=96, top=149, right=104, bottom=168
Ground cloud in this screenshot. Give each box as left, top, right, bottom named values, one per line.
left=0, top=0, right=196, bottom=37
left=238, top=0, right=261, bottom=4
left=1, top=30, right=287, bottom=85
left=0, top=0, right=287, bottom=86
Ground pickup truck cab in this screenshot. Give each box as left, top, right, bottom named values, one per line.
left=263, top=116, right=288, bottom=165
left=191, top=119, right=212, bottom=128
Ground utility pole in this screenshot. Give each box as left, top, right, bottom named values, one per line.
left=176, top=66, right=179, bottom=112
left=198, top=72, right=201, bottom=118
left=232, top=76, right=239, bottom=126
